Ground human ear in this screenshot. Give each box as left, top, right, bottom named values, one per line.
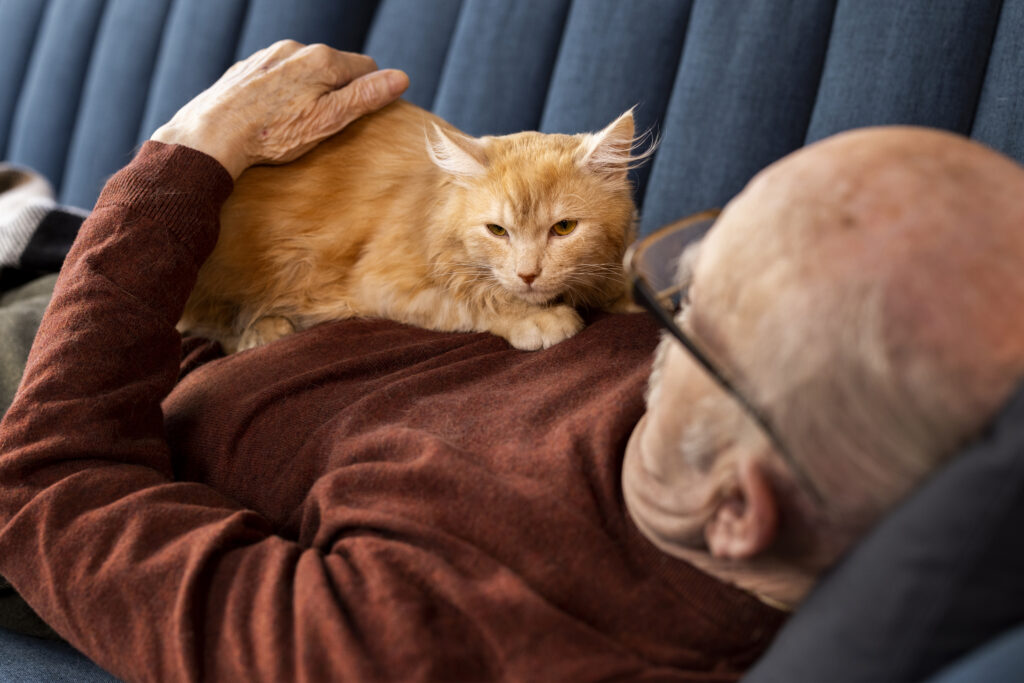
left=704, top=458, right=779, bottom=560
left=425, top=123, right=488, bottom=178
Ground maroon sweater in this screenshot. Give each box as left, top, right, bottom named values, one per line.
left=0, top=143, right=784, bottom=682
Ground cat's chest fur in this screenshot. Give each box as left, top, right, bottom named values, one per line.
left=179, top=99, right=643, bottom=352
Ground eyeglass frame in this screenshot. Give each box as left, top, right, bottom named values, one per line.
left=623, top=210, right=826, bottom=507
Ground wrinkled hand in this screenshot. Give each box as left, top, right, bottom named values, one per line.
left=151, top=40, right=409, bottom=178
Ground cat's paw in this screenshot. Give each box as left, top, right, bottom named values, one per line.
left=503, top=306, right=584, bottom=350
left=237, top=315, right=296, bottom=351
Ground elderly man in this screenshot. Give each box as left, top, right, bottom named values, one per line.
left=0, top=42, right=1021, bottom=681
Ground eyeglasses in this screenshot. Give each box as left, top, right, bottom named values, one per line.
left=623, top=210, right=825, bottom=506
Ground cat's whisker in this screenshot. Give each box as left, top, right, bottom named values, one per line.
left=433, top=261, right=496, bottom=298
left=583, top=265, right=624, bottom=272
left=565, top=270, right=618, bottom=278
left=568, top=265, right=627, bottom=284
left=564, top=273, right=622, bottom=286
left=571, top=263, right=625, bottom=273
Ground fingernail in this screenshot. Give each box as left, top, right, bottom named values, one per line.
left=385, top=70, right=410, bottom=96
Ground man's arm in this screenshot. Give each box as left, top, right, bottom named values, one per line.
left=0, top=43, right=410, bottom=681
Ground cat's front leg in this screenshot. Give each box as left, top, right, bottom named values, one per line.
left=236, top=315, right=297, bottom=352
left=491, top=304, right=584, bottom=351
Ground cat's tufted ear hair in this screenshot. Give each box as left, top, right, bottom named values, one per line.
left=426, top=124, right=489, bottom=178
left=579, top=108, right=654, bottom=175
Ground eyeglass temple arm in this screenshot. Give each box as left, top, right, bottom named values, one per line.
left=631, top=277, right=826, bottom=506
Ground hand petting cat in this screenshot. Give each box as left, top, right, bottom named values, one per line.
left=151, top=40, right=410, bottom=179
left=161, top=41, right=650, bottom=352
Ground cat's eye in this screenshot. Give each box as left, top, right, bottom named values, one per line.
left=486, top=223, right=508, bottom=237
left=551, top=219, right=578, bottom=236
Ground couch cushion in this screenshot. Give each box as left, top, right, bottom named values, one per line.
left=363, top=0, right=463, bottom=110
left=4, top=0, right=106, bottom=198
left=233, top=0, right=376, bottom=61
left=431, top=0, right=570, bottom=137
left=59, top=0, right=173, bottom=210
left=971, top=0, right=1024, bottom=164
left=0, top=0, right=48, bottom=159
left=639, top=1, right=835, bottom=233
left=136, top=0, right=249, bottom=146
left=805, top=1, right=1001, bottom=143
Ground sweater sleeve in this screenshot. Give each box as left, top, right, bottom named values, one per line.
left=0, top=143, right=363, bottom=682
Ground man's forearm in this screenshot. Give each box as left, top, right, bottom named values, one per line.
left=0, top=142, right=238, bottom=678
left=0, top=141, right=231, bottom=504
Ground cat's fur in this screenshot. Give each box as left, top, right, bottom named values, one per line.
left=180, top=99, right=646, bottom=352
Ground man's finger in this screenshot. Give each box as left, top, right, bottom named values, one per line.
left=320, top=69, right=409, bottom=136
left=325, top=50, right=379, bottom=86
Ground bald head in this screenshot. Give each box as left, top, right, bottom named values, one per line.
left=624, top=126, right=1024, bottom=603
left=694, top=126, right=1024, bottom=522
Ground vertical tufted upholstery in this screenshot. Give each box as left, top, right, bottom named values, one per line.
left=60, top=0, right=173, bottom=209
left=233, top=0, right=377, bottom=60
left=640, top=0, right=835, bottom=232
left=0, top=0, right=1018, bottom=229
left=0, top=0, right=48, bottom=159
left=804, top=0, right=1002, bottom=143
left=4, top=0, right=107, bottom=196
left=137, top=0, right=249, bottom=145
left=431, top=0, right=571, bottom=136
left=971, top=0, right=1024, bottom=164
left=363, top=0, right=463, bottom=110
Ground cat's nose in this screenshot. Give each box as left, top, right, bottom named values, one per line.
left=518, top=271, right=538, bottom=285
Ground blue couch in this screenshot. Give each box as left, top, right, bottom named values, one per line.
left=7, top=0, right=1024, bottom=235
left=2, top=1, right=1024, bottom=681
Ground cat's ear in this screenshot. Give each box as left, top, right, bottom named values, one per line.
left=426, top=124, right=489, bottom=179
left=579, top=108, right=643, bottom=176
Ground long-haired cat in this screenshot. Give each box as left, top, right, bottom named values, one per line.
left=180, top=99, right=649, bottom=352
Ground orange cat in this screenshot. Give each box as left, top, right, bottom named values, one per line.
left=180, top=99, right=648, bottom=351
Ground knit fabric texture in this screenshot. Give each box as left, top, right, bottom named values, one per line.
left=0, top=142, right=784, bottom=681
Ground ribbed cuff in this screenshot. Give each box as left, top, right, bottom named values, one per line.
left=98, top=141, right=234, bottom=266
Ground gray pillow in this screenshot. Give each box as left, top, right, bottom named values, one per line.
left=0, top=274, right=56, bottom=414
left=745, top=383, right=1024, bottom=682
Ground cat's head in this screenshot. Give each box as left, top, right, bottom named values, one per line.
left=426, top=110, right=652, bottom=308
